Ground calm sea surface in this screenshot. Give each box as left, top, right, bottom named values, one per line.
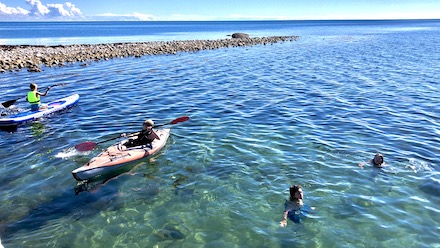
left=0, top=20, right=439, bottom=247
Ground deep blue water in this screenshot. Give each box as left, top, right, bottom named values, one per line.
left=1, top=20, right=439, bottom=44
left=0, top=20, right=439, bottom=247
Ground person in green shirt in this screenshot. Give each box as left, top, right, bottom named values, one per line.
left=26, top=83, right=51, bottom=111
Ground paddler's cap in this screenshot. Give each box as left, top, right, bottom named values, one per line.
left=143, top=119, right=154, bottom=127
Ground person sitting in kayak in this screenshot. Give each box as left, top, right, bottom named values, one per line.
left=121, top=119, right=160, bottom=148
left=279, top=184, right=314, bottom=226
left=26, top=83, right=51, bottom=111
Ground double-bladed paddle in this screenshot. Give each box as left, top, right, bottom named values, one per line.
left=1, top=83, right=67, bottom=108
left=74, top=116, right=189, bottom=152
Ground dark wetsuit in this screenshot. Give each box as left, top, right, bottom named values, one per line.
left=125, top=129, right=154, bottom=148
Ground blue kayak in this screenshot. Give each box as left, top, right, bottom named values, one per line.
left=0, top=94, right=79, bottom=127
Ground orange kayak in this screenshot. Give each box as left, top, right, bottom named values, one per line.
left=72, top=128, right=170, bottom=181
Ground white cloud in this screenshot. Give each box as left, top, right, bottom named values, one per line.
left=96, top=12, right=154, bottom=21
left=164, top=14, right=216, bottom=21
left=46, top=3, right=82, bottom=17
left=65, top=2, right=80, bottom=15
left=131, top=12, right=154, bottom=21
left=0, top=0, right=155, bottom=21
left=0, top=0, right=82, bottom=20
left=26, top=0, right=49, bottom=16
left=0, top=2, right=29, bottom=16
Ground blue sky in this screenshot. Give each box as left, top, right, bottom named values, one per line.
left=1, top=0, right=439, bottom=21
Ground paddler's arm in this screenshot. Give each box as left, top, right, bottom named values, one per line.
left=38, top=86, right=51, bottom=97
left=150, top=129, right=160, bottom=140
left=120, top=131, right=140, bottom=138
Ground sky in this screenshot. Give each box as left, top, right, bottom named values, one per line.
left=0, top=0, right=439, bottom=21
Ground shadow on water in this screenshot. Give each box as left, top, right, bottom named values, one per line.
left=0, top=121, right=46, bottom=134
left=0, top=181, right=122, bottom=245
left=0, top=161, right=150, bottom=245
left=74, top=160, right=145, bottom=195
left=419, top=177, right=440, bottom=198
left=0, top=125, right=18, bottom=133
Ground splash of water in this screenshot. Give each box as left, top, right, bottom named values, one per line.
left=406, top=158, right=433, bottom=173
left=55, top=146, right=91, bottom=159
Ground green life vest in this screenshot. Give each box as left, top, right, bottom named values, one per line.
left=27, top=91, right=40, bottom=104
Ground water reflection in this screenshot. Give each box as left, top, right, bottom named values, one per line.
left=30, top=122, right=46, bottom=137
left=0, top=20, right=439, bottom=247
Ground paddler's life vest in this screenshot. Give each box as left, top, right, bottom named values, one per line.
left=125, top=129, right=154, bottom=148
left=27, top=91, right=40, bottom=104
left=137, top=129, right=155, bottom=145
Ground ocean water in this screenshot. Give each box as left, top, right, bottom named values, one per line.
left=0, top=20, right=298, bottom=45
left=0, top=20, right=439, bottom=247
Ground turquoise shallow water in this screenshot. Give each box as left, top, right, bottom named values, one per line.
left=0, top=21, right=440, bottom=247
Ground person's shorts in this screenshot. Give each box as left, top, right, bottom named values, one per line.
left=125, top=139, right=139, bottom=148
left=30, top=104, right=40, bottom=111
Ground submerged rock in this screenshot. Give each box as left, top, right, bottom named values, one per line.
left=154, top=226, right=185, bottom=241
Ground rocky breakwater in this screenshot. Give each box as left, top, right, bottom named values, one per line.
left=0, top=35, right=299, bottom=73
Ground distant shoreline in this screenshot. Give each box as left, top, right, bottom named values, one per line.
left=0, top=36, right=299, bottom=73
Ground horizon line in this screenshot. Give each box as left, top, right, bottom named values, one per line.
left=0, top=18, right=439, bottom=23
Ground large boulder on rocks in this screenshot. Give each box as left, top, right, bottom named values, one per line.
left=231, top=33, right=250, bottom=39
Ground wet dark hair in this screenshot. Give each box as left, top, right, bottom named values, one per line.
left=30, top=83, right=37, bottom=90
left=373, top=153, right=384, bottom=167
left=289, top=185, right=302, bottom=201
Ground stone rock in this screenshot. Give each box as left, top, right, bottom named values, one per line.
left=154, top=226, right=185, bottom=241
left=0, top=35, right=299, bottom=73
left=231, top=33, right=250, bottom=39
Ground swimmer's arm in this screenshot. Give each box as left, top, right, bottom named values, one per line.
left=283, top=210, right=289, bottom=220
left=279, top=210, right=288, bottom=227
left=279, top=206, right=293, bottom=227
left=358, top=159, right=372, bottom=169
